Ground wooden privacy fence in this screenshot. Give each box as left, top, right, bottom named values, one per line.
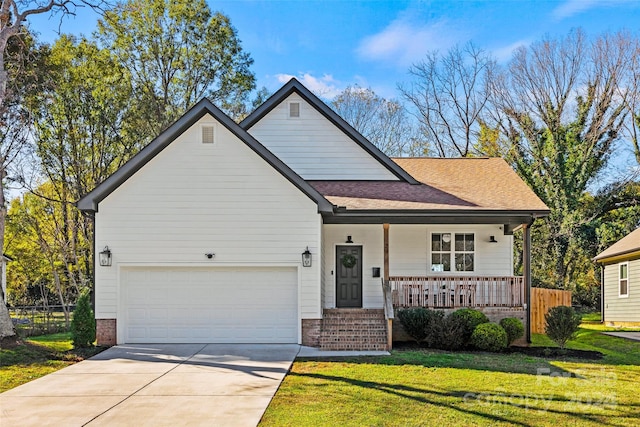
left=530, top=288, right=572, bottom=334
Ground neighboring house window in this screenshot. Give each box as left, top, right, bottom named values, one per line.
left=289, top=102, right=300, bottom=118
left=430, top=233, right=475, bottom=272
left=619, top=262, right=629, bottom=297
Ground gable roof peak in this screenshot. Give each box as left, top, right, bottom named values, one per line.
left=240, top=78, right=419, bottom=184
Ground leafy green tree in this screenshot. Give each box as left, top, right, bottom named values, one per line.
left=490, top=30, right=638, bottom=288
left=71, top=289, right=96, bottom=348
left=0, top=29, right=50, bottom=344
left=0, top=0, right=105, bottom=349
left=26, top=35, right=136, bottom=293
left=5, top=183, right=85, bottom=326
left=97, top=0, right=255, bottom=134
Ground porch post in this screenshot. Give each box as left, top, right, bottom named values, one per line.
left=383, top=223, right=392, bottom=350
left=523, top=221, right=532, bottom=344
left=383, top=223, right=389, bottom=283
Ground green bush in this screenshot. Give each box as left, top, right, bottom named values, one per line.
left=470, top=323, right=508, bottom=352
left=433, top=312, right=467, bottom=350
left=544, top=306, right=581, bottom=349
left=71, top=290, right=96, bottom=348
left=397, top=308, right=443, bottom=345
left=449, top=308, right=489, bottom=343
left=499, top=317, right=524, bottom=346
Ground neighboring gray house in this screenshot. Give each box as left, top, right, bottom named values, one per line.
left=594, top=227, right=640, bottom=326
left=78, top=79, right=549, bottom=349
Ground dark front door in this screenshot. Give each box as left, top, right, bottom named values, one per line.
left=336, top=245, right=363, bottom=308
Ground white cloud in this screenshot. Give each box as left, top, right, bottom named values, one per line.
left=552, top=0, right=630, bottom=20
left=491, top=39, right=531, bottom=63
left=356, top=17, right=461, bottom=67
left=274, top=73, right=343, bottom=98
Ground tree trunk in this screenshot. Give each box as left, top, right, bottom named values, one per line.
left=0, top=165, right=17, bottom=345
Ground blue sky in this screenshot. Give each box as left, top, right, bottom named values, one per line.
left=29, top=0, right=640, bottom=100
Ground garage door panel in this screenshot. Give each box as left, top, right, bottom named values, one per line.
left=122, top=267, right=298, bottom=343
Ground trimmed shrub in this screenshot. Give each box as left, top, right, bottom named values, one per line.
left=499, top=317, right=524, bottom=346
left=449, top=308, right=489, bottom=343
left=470, top=323, right=508, bottom=352
left=397, top=308, right=444, bottom=344
left=544, top=306, right=581, bottom=349
left=71, top=290, right=96, bottom=348
left=433, top=312, right=467, bottom=350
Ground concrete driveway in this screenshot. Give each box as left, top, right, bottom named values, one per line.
left=0, top=343, right=299, bottom=427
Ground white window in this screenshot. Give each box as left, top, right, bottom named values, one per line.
left=201, top=124, right=215, bottom=144
left=288, top=102, right=300, bottom=118
left=619, top=262, right=629, bottom=297
left=430, top=233, right=475, bottom=272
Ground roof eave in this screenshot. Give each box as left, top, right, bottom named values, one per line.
left=594, top=249, right=640, bottom=263
left=240, top=78, right=419, bottom=185
left=322, top=209, right=549, bottom=224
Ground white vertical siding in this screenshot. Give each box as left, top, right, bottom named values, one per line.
left=247, top=93, right=399, bottom=181
left=322, top=224, right=514, bottom=309
left=94, top=114, right=323, bottom=323
left=604, top=258, right=640, bottom=322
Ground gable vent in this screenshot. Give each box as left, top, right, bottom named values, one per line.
left=289, top=102, right=300, bottom=118
left=201, top=125, right=215, bottom=144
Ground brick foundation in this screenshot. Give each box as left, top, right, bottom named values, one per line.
left=302, top=319, right=322, bottom=347
left=96, top=319, right=117, bottom=346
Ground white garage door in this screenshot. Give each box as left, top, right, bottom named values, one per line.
left=121, top=267, right=298, bottom=343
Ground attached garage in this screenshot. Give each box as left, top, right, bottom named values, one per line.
left=120, top=266, right=298, bottom=344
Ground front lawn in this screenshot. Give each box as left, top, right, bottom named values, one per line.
left=0, top=332, right=104, bottom=393
left=261, top=319, right=640, bottom=426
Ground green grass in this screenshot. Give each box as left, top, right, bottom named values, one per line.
left=261, top=317, right=640, bottom=426
left=0, top=332, right=103, bottom=393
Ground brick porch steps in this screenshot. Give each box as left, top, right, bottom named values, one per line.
left=319, top=308, right=388, bottom=351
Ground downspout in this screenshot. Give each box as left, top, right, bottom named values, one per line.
left=524, top=216, right=534, bottom=344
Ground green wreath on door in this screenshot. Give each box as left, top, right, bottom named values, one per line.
left=341, top=254, right=357, bottom=268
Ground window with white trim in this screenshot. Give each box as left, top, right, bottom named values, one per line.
left=430, top=233, right=475, bottom=272
left=619, top=262, right=629, bottom=297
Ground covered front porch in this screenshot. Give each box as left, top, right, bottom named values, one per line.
left=321, top=219, right=537, bottom=348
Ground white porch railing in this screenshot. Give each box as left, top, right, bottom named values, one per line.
left=388, top=276, right=525, bottom=309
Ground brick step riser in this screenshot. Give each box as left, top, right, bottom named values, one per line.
left=318, top=309, right=389, bottom=351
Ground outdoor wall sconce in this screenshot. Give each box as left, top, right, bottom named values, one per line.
left=205, top=253, right=215, bottom=259
left=489, top=236, right=498, bottom=243
left=99, top=246, right=112, bottom=267
left=372, top=267, right=381, bottom=278
left=346, top=236, right=353, bottom=243
left=302, top=247, right=312, bottom=267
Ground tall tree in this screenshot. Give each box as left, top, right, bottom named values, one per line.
left=331, top=86, right=421, bottom=156
left=400, top=42, right=496, bottom=157
left=28, top=35, right=136, bottom=292
left=490, top=29, right=638, bottom=288
left=97, top=0, right=255, bottom=136
left=0, top=0, right=104, bottom=347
